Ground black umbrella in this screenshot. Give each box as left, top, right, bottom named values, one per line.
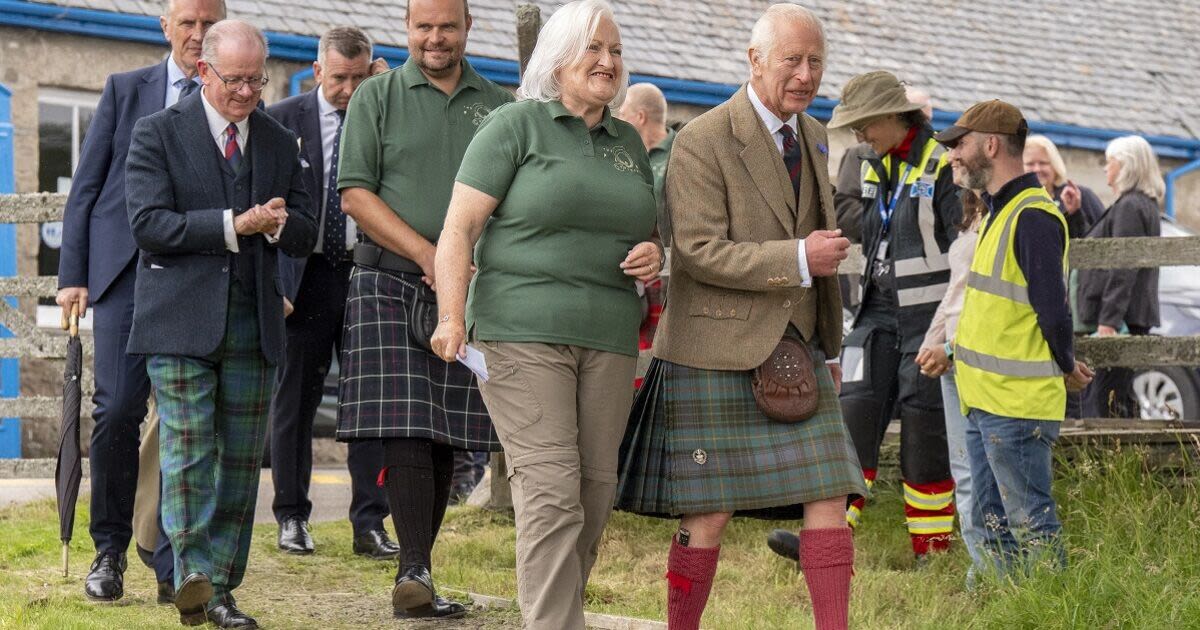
left=55, top=305, right=83, bottom=577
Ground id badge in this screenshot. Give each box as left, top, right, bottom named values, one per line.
left=875, top=239, right=890, bottom=261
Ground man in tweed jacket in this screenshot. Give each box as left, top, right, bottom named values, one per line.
left=615, top=5, right=866, bottom=630
left=125, top=21, right=315, bottom=628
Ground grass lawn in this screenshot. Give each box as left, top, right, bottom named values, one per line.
left=2, top=445, right=1199, bottom=629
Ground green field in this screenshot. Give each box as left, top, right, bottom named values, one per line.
left=2, top=444, right=1198, bottom=629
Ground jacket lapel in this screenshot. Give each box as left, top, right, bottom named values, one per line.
left=173, top=95, right=224, bottom=205
left=299, top=90, right=325, bottom=198
left=799, top=115, right=836, bottom=231
left=135, top=61, right=168, bottom=120
left=730, top=86, right=795, bottom=234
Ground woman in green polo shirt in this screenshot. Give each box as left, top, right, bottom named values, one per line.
left=430, top=2, right=659, bottom=628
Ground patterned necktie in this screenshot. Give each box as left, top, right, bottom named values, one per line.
left=176, top=78, right=198, bottom=101
left=779, top=124, right=802, bottom=200
left=323, top=110, right=348, bottom=261
left=223, top=123, right=241, bottom=170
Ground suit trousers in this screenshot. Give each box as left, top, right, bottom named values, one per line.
left=151, top=282, right=273, bottom=604
left=268, top=256, right=388, bottom=535
left=89, top=264, right=171, bottom=571
left=476, top=341, right=635, bottom=630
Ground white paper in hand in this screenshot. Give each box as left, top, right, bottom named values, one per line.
left=457, top=344, right=489, bottom=383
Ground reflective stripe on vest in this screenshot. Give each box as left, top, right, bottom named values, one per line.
left=916, top=144, right=947, bottom=261
left=954, top=188, right=1068, bottom=420
left=897, top=282, right=950, bottom=307
left=894, top=252, right=951, bottom=277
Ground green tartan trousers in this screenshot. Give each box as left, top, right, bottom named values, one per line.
left=149, top=282, right=274, bottom=605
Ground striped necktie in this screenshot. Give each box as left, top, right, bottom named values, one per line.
left=779, top=124, right=802, bottom=201
left=223, top=123, right=241, bottom=170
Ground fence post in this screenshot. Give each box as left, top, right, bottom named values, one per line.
left=0, top=83, right=21, bottom=458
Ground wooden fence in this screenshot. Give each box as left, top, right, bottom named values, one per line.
left=2, top=192, right=1200, bottom=429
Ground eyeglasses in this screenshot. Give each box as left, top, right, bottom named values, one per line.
left=209, top=64, right=269, bottom=92
left=850, top=117, right=880, bottom=136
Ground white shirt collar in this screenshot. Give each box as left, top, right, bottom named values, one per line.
left=199, top=87, right=250, bottom=146
left=316, top=85, right=340, bottom=118
left=747, top=83, right=799, bottom=139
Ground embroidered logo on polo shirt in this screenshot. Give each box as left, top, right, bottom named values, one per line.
left=599, top=145, right=640, bottom=175
left=463, top=102, right=492, bottom=126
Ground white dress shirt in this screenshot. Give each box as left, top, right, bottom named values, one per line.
left=200, top=88, right=279, bottom=252
left=165, top=55, right=200, bottom=108
left=312, top=86, right=357, bottom=254
left=746, top=84, right=814, bottom=289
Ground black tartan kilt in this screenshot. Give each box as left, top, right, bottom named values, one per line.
left=335, top=267, right=500, bottom=451
left=615, top=356, right=866, bottom=520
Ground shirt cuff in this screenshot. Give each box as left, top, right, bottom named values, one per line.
left=796, top=239, right=813, bottom=288
left=264, top=223, right=284, bottom=244
left=825, top=358, right=839, bottom=365
left=223, top=209, right=239, bottom=253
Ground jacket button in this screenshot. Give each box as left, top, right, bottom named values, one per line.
left=692, top=449, right=708, bottom=465
left=702, top=307, right=709, bottom=315
left=783, top=300, right=792, bottom=309
left=222, top=266, right=229, bottom=272
left=781, top=276, right=788, bottom=282
left=715, top=310, right=723, bottom=317
left=730, top=309, right=737, bottom=317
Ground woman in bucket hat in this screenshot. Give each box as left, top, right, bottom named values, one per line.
left=770, top=70, right=964, bottom=566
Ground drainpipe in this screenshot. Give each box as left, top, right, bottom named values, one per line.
left=290, top=67, right=315, bottom=97
left=1164, top=158, right=1200, bottom=220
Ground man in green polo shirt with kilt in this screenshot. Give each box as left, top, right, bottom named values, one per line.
left=334, top=0, right=512, bottom=619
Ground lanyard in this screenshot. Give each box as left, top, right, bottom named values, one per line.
left=877, top=162, right=914, bottom=235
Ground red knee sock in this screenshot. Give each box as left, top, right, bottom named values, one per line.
left=665, top=536, right=719, bottom=630
left=799, top=527, right=854, bottom=630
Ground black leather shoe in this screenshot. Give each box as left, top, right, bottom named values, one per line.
left=767, top=529, right=800, bottom=561
left=157, top=580, right=176, bottom=605
left=394, top=595, right=469, bottom=619
left=174, top=572, right=213, bottom=626
left=277, top=516, right=314, bottom=555
left=391, top=565, right=434, bottom=614
left=353, top=529, right=401, bottom=560
left=206, top=603, right=259, bottom=629
left=84, top=551, right=126, bottom=602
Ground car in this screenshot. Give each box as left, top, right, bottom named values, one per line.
left=1131, top=216, right=1200, bottom=421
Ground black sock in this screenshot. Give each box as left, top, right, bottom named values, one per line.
left=382, top=438, right=436, bottom=572
left=429, top=444, right=456, bottom=542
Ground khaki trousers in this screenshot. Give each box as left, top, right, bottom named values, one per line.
left=133, top=395, right=160, bottom=554
left=476, top=342, right=635, bottom=630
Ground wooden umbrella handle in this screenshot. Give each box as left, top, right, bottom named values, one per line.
left=69, top=303, right=79, bottom=338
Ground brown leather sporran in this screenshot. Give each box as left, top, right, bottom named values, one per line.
left=751, top=336, right=819, bottom=423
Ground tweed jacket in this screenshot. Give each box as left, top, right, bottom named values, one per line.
left=653, top=86, right=843, bottom=370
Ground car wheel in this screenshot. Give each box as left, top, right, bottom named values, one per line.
left=1132, top=367, right=1200, bottom=421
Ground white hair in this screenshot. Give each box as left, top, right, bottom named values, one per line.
left=1025, top=135, right=1069, bottom=188
left=516, top=0, right=628, bottom=107
left=1106, top=135, right=1166, bottom=200
left=201, top=19, right=269, bottom=66
left=748, top=3, right=826, bottom=62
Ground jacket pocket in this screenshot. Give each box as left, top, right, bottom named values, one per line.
left=687, top=294, right=751, bottom=321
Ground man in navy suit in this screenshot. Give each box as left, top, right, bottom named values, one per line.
left=126, top=19, right=316, bottom=628
left=55, top=0, right=226, bottom=604
left=264, top=27, right=398, bottom=560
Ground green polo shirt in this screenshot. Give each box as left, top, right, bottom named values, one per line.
left=456, top=99, right=657, bottom=356
left=337, top=58, right=514, bottom=240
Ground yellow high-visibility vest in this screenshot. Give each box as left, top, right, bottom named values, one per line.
left=955, top=186, right=1068, bottom=421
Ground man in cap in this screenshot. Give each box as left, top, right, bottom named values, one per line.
left=937, top=100, right=1092, bottom=581
left=769, top=71, right=961, bottom=565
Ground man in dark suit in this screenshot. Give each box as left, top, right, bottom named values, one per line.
left=55, top=0, right=226, bottom=604
left=125, top=20, right=316, bottom=628
left=264, top=26, right=398, bottom=559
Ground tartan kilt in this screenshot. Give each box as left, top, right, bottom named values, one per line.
left=336, top=267, right=499, bottom=451
left=615, top=355, right=866, bottom=519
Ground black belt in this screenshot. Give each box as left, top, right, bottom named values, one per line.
left=352, top=242, right=424, bottom=275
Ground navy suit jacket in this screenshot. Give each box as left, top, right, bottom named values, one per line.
left=265, top=89, right=326, bottom=302
left=58, top=61, right=170, bottom=300
left=125, top=92, right=317, bottom=365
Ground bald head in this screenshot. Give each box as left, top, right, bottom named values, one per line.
left=905, top=85, right=933, bottom=119
left=623, top=83, right=667, bottom=123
